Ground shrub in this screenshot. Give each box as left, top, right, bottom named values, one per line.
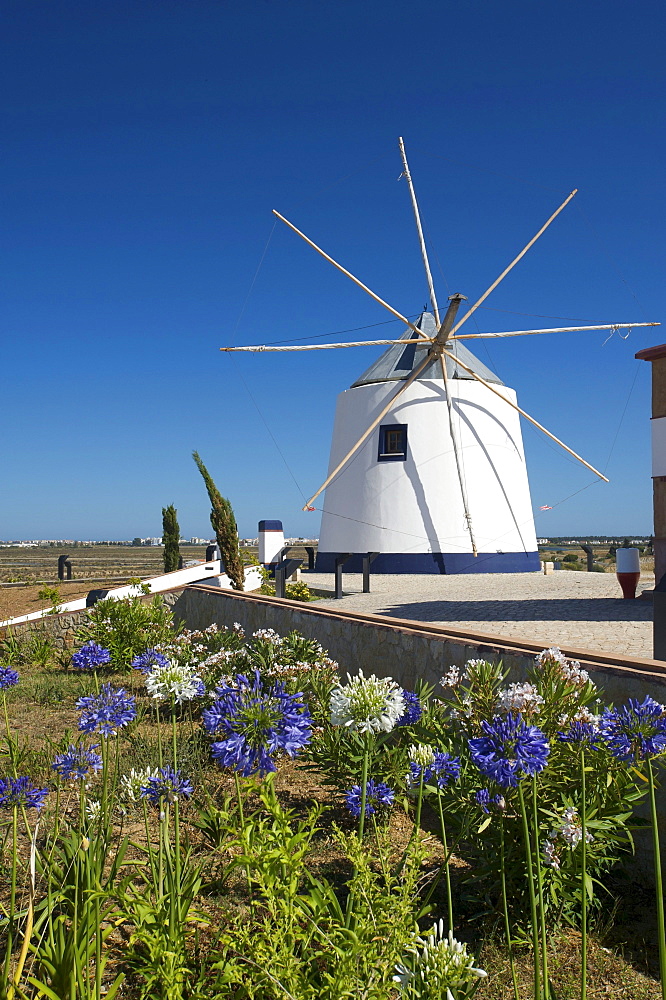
left=162, top=504, right=181, bottom=574
left=75, top=593, right=176, bottom=672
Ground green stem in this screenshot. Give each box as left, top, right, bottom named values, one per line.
left=500, top=817, right=520, bottom=1000
left=174, top=796, right=182, bottom=934
left=2, top=693, right=16, bottom=776
left=436, top=791, right=453, bottom=935
left=234, top=771, right=251, bottom=908
left=4, top=808, right=18, bottom=986
left=156, top=701, right=163, bottom=769
left=581, top=749, right=587, bottom=1000
left=171, top=701, right=178, bottom=770
left=648, top=758, right=666, bottom=1000
left=358, top=745, right=370, bottom=840
left=518, top=781, right=541, bottom=1000
left=532, top=774, right=549, bottom=998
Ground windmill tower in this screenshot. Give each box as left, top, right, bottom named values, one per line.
left=315, top=305, right=540, bottom=573
left=222, top=139, right=658, bottom=573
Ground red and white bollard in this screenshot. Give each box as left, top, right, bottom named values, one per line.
left=616, top=547, right=641, bottom=599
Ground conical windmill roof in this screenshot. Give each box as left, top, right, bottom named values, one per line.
left=350, top=311, right=504, bottom=388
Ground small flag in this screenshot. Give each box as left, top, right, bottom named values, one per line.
left=306, top=506, right=316, bottom=511
left=539, top=505, right=553, bottom=510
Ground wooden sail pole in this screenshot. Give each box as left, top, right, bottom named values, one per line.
left=272, top=210, right=430, bottom=341
left=439, top=353, right=477, bottom=555
left=445, top=349, right=610, bottom=482
left=398, top=136, right=441, bottom=327
left=219, top=323, right=659, bottom=353
left=454, top=322, right=660, bottom=340
left=221, top=338, right=435, bottom=353
left=448, top=190, right=578, bottom=340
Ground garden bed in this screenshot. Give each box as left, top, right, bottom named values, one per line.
left=0, top=595, right=664, bottom=999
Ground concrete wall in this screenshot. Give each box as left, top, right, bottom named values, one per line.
left=172, top=584, right=666, bottom=703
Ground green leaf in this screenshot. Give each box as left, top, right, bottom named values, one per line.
left=26, top=978, right=64, bottom=1000
left=477, top=816, right=492, bottom=834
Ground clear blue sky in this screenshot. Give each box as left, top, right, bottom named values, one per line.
left=2, top=0, right=664, bottom=541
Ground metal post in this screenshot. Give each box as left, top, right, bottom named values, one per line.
left=334, top=554, right=353, bottom=599
left=362, top=552, right=379, bottom=593
left=304, top=546, right=315, bottom=570
left=58, top=555, right=72, bottom=581
left=581, top=544, right=594, bottom=572
left=275, top=566, right=286, bottom=599
left=275, top=558, right=303, bottom=598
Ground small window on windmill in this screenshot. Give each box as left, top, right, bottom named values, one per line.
left=378, top=424, right=408, bottom=462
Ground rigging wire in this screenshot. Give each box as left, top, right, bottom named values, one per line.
left=602, top=361, right=644, bottom=474
left=226, top=219, right=310, bottom=505
left=229, top=221, right=277, bottom=346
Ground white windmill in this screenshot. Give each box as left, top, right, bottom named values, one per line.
left=223, top=139, right=659, bottom=574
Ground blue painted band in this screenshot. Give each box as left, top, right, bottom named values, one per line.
left=314, top=550, right=541, bottom=575
left=258, top=520, right=283, bottom=531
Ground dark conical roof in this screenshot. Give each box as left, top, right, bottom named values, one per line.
left=350, top=311, right=504, bottom=388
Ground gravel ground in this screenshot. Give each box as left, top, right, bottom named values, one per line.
left=303, top=569, right=655, bottom=659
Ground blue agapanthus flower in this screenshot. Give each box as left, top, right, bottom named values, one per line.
left=132, top=649, right=170, bottom=674
left=598, top=697, right=666, bottom=762
left=397, top=690, right=423, bottom=727
left=0, top=776, right=49, bottom=810
left=202, top=669, right=312, bottom=777
left=0, top=666, right=19, bottom=689
left=52, top=744, right=103, bottom=780
left=408, top=751, right=461, bottom=790
left=71, top=642, right=111, bottom=671
left=469, top=713, right=550, bottom=788
left=345, top=778, right=395, bottom=817
left=77, top=683, right=136, bottom=736
left=140, top=766, right=193, bottom=805
left=475, top=788, right=505, bottom=814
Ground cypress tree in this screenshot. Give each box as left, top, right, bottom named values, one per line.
left=192, top=451, right=245, bottom=591
left=162, top=504, right=181, bottom=573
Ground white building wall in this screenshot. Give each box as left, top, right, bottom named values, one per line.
left=318, top=377, right=537, bottom=557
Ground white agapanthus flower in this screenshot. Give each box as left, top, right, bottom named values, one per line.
left=85, top=799, right=101, bottom=822
left=120, top=767, right=160, bottom=804
left=498, top=682, right=544, bottom=715
left=145, top=661, right=205, bottom=703
left=409, top=743, right=436, bottom=768
left=394, top=919, right=487, bottom=998
left=330, top=670, right=405, bottom=734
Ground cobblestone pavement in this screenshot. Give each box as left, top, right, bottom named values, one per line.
left=302, top=570, right=655, bottom=659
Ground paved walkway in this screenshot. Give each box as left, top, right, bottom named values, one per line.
left=302, top=570, right=655, bottom=659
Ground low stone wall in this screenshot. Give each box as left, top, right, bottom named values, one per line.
left=173, top=584, right=666, bottom=703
